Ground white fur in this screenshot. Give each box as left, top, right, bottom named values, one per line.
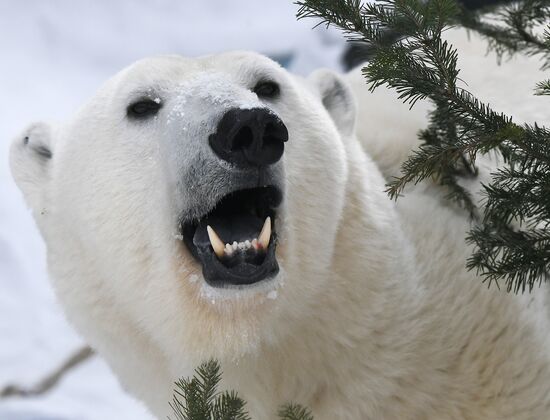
left=10, top=29, right=550, bottom=419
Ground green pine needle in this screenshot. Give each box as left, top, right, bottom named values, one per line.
left=278, top=403, right=315, bottom=420
left=535, top=79, right=550, bottom=95
left=169, top=360, right=313, bottom=420
left=296, top=0, right=550, bottom=292
left=169, top=360, right=250, bottom=420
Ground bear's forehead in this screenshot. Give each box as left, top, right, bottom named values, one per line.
left=116, top=52, right=283, bottom=89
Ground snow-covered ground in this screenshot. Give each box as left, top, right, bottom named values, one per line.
left=0, top=1, right=345, bottom=419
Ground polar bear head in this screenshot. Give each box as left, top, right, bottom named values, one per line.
left=10, top=53, right=356, bottom=371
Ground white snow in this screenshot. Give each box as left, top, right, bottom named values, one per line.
left=0, top=1, right=344, bottom=419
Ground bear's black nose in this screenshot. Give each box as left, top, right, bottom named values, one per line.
left=209, top=108, right=288, bottom=167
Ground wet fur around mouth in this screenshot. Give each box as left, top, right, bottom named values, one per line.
left=181, top=185, right=282, bottom=287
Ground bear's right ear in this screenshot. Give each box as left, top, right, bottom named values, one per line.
left=10, top=122, right=54, bottom=212
left=308, top=69, right=357, bottom=137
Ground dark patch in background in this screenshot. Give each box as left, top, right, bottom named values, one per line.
left=341, top=0, right=511, bottom=70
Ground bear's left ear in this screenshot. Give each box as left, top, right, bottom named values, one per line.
left=308, top=69, right=356, bottom=137
left=10, top=122, right=55, bottom=213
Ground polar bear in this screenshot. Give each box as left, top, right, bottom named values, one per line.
left=10, top=29, right=550, bottom=419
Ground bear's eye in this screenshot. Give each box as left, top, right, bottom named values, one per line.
left=253, top=81, right=280, bottom=99
left=127, top=98, right=162, bottom=120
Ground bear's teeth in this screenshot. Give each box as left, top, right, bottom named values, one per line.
left=218, top=234, right=269, bottom=259
left=207, top=226, right=225, bottom=259
left=224, top=243, right=234, bottom=256
left=258, top=217, right=271, bottom=250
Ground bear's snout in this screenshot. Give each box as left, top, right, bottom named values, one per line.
left=208, top=108, right=288, bottom=167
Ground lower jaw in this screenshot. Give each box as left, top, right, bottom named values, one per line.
left=198, top=242, right=279, bottom=288
left=200, top=272, right=283, bottom=298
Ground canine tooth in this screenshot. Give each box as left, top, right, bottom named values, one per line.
left=207, top=226, right=225, bottom=258
left=258, top=217, right=271, bottom=250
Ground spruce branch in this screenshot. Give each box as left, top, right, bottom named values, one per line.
left=169, top=360, right=313, bottom=420
left=467, top=223, right=550, bottom=292
left=211, top=392, right=251, bottom=420
left=459, top=0, right=550, bottom=69
left=296, top=0, right=550, bottom=292
left=169, top=360, right=251, bottom=420
left=278, top=404, right=315, bottom=420
left=535, top=79, right=550, bottom=95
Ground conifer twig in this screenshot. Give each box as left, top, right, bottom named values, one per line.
left=169, top=360, right=313, bottom=420
left=296, top=0, right=550, bottom=292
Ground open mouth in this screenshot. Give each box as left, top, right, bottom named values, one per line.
left=181, top=186, right=283, bottom=287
